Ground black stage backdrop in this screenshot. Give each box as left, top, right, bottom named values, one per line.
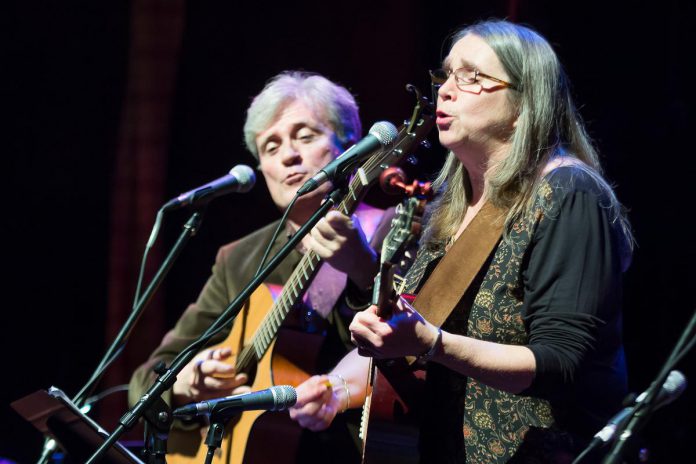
left=4, top=1, right=694, bottom=462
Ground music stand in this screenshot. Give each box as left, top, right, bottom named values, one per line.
left=11, top=387, right=143, bottom=464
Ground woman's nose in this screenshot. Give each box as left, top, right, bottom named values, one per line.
left=438, top=73, right=457, bottom=101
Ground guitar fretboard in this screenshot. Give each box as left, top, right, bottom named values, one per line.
left=234, top=166, right=373, bottom=373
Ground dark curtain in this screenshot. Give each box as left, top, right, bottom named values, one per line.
left=99, top=0, right=185, bottom=430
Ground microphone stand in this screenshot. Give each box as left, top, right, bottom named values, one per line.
left=601, top=307, right=696, bottom=464
left=36, top=211, right=204, bottom=464
left=85, top=188, right=345, bottom=464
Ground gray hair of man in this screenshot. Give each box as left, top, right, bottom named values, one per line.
left=243, top=71, right=362, bottom=159
left=425, top=20, right=632, bottom=252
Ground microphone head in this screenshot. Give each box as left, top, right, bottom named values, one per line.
left=229, top=164, right=256, bottom=193
left=640, top=370, right=688, bottom=409
left=662, top=370, right=687, bottom=405
left=368, top=121, right=399, bottom=146
left=271, top=385, right=298, bottom=411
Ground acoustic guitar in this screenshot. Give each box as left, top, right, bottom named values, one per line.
left=167, top=90, right=435, bottom=464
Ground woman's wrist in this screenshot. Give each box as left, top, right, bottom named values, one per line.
left=417, top=324, right=443, bottom=364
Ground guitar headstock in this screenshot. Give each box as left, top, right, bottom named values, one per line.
left=342, top=86, right=435, bottom=207
left=380, top=198, right=424, bottom=266
left=372, top=173, right=431, bottom=317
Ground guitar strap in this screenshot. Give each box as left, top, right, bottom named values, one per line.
left=411, top=202, right=505, bottom=328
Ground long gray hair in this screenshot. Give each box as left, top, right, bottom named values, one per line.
left=425, top=20, right=632, bottom=250
left=243, top=71, right=361, bottom=158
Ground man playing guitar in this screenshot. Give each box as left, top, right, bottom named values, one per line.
left=129, top=71, right=393, bottom=464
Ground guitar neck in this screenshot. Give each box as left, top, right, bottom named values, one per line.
left=236, top=172, right=372, bottom=372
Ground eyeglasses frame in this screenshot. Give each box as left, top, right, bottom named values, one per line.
left=429, top=67, right=519, bottom=92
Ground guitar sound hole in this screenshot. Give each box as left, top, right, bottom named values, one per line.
left=243, top=361, right=258, bottom=387
left=285, top=302, right=328, bottom=335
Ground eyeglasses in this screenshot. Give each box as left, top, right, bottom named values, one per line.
left=429, top=67, right=519, bottom=91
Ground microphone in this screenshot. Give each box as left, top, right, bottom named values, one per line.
left=172, top=385, right=297, bottom=420
left=162, top=164, right=256, bottom=212
left=591, top=370, right=687, bottom=446
left=296, top=121, right=399, bottom=195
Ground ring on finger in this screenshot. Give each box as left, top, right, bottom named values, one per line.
left=195, top=359, right=205, bottom=373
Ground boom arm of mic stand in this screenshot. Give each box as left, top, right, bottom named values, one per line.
left=86, top=189, right=343, bottom=464
left=601, top=307, right=696, bottom=464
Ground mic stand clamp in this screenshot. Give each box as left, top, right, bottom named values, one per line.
left=141, top=389, right=172, bottom=464
left=203, top=418, right=226, bottom=464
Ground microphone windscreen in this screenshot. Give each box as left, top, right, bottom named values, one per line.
left=229, top=164, right=256, bottom=193
left=660, top=370, right=687, bottom=405
left=273, top=385, right=298, bottom=410
left=368, top=121, right=399, bottom=145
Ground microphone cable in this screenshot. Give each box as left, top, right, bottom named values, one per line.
left=253, top=193, right=300, bottom=279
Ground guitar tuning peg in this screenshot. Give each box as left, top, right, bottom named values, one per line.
left=379, top=166, right=407, bottom=195
left=420, top=140, right=431, bottom=149
left=407, top=155, right=418, bottom=165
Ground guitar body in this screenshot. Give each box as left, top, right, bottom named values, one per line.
left=167, top=283, right=324, bottom=464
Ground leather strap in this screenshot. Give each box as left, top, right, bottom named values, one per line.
left=412, top=202, right=505, bottom=328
